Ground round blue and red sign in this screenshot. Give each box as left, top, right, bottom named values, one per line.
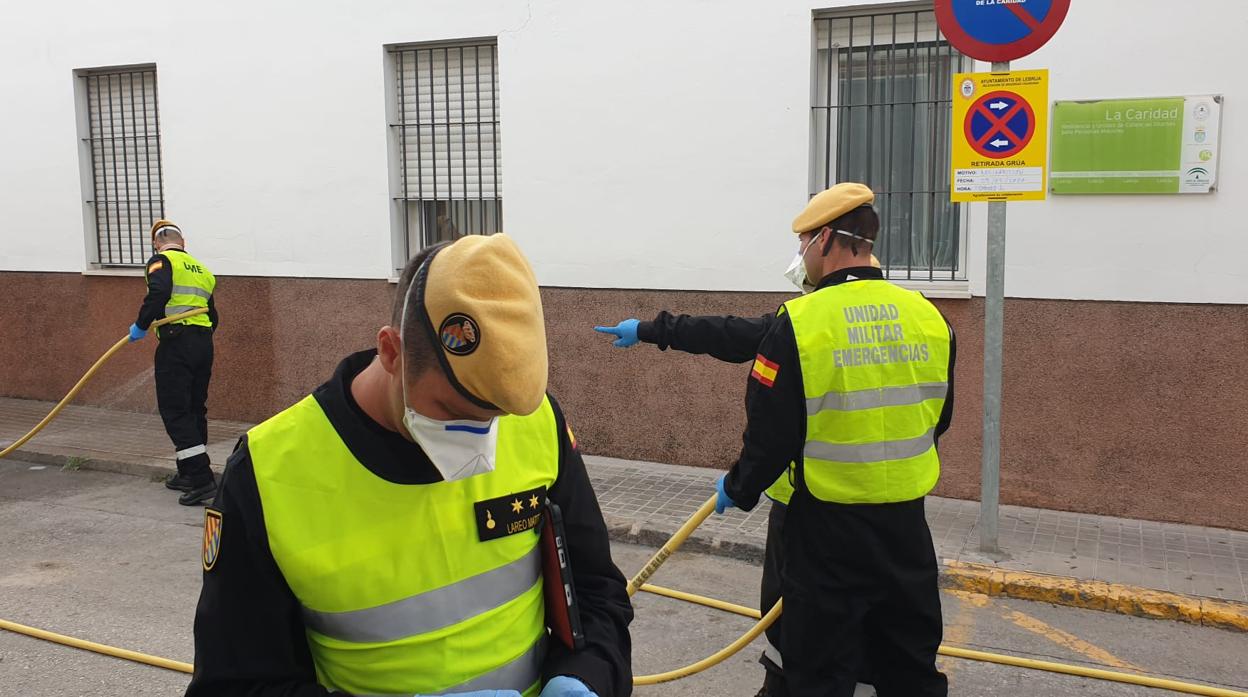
left=964, top=91, right=1035, bottom=159
left=934, top=0, right=1070, bottom=62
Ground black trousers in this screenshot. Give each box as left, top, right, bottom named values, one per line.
left=780, top=493, right=947, bottom=697
left=154, top=326, right=214, bottom=485
left=760, top=501, right=787, bottom=681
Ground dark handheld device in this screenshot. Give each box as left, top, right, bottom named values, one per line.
left=540, top=500, right=585, bottom=651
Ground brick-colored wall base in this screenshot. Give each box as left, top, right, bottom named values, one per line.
left=3, top=272, right=1245, bottom=530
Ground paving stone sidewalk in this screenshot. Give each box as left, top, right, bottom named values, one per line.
left=3, top=396, right=1246, bottom=605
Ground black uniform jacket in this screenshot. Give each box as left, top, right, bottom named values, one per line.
left=186, top=350, right=633, bottom=697
left=674, top=267, right=959, bottom=511
left=638, top=310, right=774, bottom=364
left=135, top=250, right=218, bottom=331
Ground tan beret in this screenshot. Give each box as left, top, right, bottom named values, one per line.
left=792, top=183, right=875, bottom=234
left=420, top=234, right=548, bottom=416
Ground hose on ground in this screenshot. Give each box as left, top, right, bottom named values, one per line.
left=1, top=359, right=1245, bottom=694
left=0, top=308, right=210, bottom=461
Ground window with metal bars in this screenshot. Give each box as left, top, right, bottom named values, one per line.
left=812, top=10, right=969, bottom=282
left=390, top=40, right=501, bottom=257
left=80, top=66, right=165, bottom=267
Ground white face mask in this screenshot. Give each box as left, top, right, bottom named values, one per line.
left=783, top=233, right=823, bottom=294
left=398, top=268, right=499, bottom=482
left=401, top=404, right=498, bottom=481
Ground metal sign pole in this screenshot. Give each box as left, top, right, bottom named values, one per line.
left=980, top=60, right=1009, bottom=555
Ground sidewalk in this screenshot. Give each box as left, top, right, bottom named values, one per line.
left=3, top=396, right=1247, bottom=627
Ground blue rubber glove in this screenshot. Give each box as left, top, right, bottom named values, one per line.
left=540, top=676, right=598, bottom=697
left=715, top=474, right=737, bottom=515
left=415, top=691, right=522, bottom=697
left=128, top=323, right=147, bottom=342
left=593, top=319, right=640, bottom=348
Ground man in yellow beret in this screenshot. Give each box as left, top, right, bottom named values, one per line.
left=188, top=234, right=633, bottom=697
left=710, top=183, right=955, bottom=697
left=594, top=254, right=886, bottom=696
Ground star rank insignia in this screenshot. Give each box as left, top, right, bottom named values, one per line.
left=474, top=486, right=547, bottom=542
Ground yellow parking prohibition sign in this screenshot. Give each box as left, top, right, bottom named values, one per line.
left=951, top=69, right=1049, bottom=202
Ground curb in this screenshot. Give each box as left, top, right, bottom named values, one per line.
left=942, top=560, right=1248, bottom=633
left=10, top=450, right=220, bottom=483
left=606, top=518, right=766, bottom=565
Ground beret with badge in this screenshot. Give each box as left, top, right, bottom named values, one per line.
left=410, top=233, right=548, bottom=416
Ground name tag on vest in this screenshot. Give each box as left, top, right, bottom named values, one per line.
left=474, top=486, right=547, bottom=542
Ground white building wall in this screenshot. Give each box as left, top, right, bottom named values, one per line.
left=0, top=0, right=1243, bottom=303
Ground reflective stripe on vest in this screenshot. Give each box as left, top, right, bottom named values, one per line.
left=806, top=382, right=948, bottom=414
left=785, top=279, right=950, bottom=504
left=302, top=544, right=541, bottom=643
left=249, top=394, right=559, bottom=697
left=156, top=249, right=214, bottom=329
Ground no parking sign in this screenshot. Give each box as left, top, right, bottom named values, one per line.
left=951, top=69, right=1049, bottom=202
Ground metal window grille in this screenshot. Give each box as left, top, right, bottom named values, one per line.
left=82, top=67, right=164, bottom=266
left=813, top=10, right=968, bottom=281
left=390, top=40, right=502, bottom=256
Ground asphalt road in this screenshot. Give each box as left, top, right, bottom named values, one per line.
left=1, top=460, right=1246, bottom=696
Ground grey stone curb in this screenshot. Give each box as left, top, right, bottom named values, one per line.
left=604, top=514, right=766, bottom=565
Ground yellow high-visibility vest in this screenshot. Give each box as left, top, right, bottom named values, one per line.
left=784, top=280, right=950, bottom=503
left=153, top=249, right=214, bottom=333
left=248, top=395, right=560, bottom=696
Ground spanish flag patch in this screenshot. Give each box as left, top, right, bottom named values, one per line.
left=566, top=423, right=578, bottom=451
left=751, top=354, right=779, bottom=387
left=146, top=260, right=163, bottom=274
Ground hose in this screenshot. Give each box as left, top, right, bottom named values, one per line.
left=624, top=495, right=785, bottom=684
left=626, top=495, right=717, bottom=596
left=638, top=583, right=761, bottom=620
left=2, top=385, right=1246, bottom=694
left=633, top=600, right=783, bottom=686
left=935, top=646, right=1248, bottom=697
left=0, top=308, right=209, bottom=460
left=633, top=588, right=1248, bottom=696
left=624, top=496, right=1248, bottom=696
left=0, top=618, right=193, bottom=674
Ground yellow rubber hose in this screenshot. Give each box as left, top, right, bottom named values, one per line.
left=626, top=495, right=717, bottom=596
left=626, top=494, right=785, bottom=684
left=935, top=646, right=1248, bottom=697
left=626, top=498, right=1248, bottom=696
left=2, top=404, right=1246, bottom=695
left=633, top=599, right=782, bottom=685
left=0, top=308, right=208, bottom=460
left=0, top=618, right=193, bottom=674
left=638, top=583, right=761, bottom=619
left=4, top=608, right=1242, bottom=696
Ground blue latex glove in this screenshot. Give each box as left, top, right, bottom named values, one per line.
left=593, top=319, right=640, bottom=348
left=540, top=676, right=598, bottom=697
left=415, top=691, right=522, bottom=697
left=128, top=323, right=147, bottom=342
left=715, top=474, right=737, bottom=515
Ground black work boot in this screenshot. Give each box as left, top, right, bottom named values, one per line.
left=165, top=473, right=196, bottom=492
left=178, top=478, right=217, bottom=506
